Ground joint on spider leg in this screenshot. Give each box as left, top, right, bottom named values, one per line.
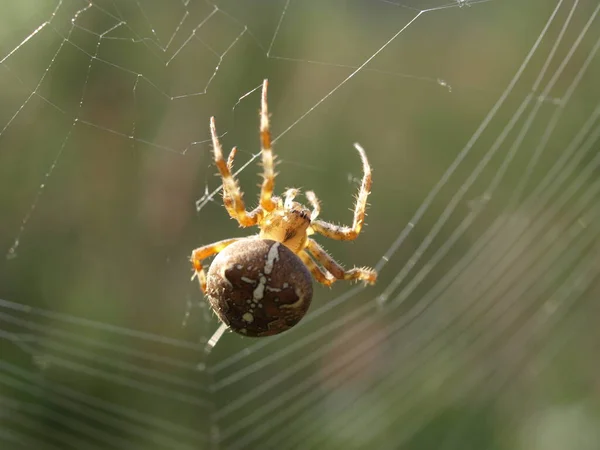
left=306, top=238, right=377, bottom=285
left=354, top=266, right=378, bottom=285
left=260, top=160, right=276, bottom=211
left=321, top=274, right=337, bottom=288
left=191, top=267, right=208, bottom=292
left=190, top=257, right=208, bottom=292
left=333, top=265, right=376, bottom=286
left=298, top=251, right=335, bottom=287
left=210, top=120, right=258, bottom=227
left=222, top=194, right=234, bottom=215
left=191, top=239, right=240, bottom=292
left=210, top=119, right=238, bottom=199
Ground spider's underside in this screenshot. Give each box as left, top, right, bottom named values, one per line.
left=190, top=80, right=376, bottom=335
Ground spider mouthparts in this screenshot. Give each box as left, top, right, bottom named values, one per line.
left=291, top=208, right=310, bottom=220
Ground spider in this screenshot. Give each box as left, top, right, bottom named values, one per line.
left=191, top=79, right=377, bottom=337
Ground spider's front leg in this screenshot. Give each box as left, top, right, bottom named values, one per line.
left=306, top=239, right=377, bottom=285
left=259, top=79, right=277, bottom=212
left=311, top=143, right=372, bottom=240
left=191, top=238, right=240, bottom=292
left=210, top=118, right=262, bottom=227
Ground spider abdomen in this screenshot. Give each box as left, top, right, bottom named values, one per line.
left=205, top=238, right=313, bottom=337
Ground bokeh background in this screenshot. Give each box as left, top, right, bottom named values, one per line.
left=1, top=0, right=600, bottom=449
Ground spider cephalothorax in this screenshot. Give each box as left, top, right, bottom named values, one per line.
left=258, top=193, right=312, bottom=253
left=191, top=79, right=376, bottom=337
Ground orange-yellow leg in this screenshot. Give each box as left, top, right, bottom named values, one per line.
left=259, top=79, right=277, bottom=212
left=306, top=239, right=377, bottom=285
left=191, top=238, right=240, bottom=292
left=298, top=251, right=334, bottom=286
left=311, top=143, right=372, bottom=240
left=305, top=191, right=320, bottom=220
left=210, top=117, right=261, bottom=227
left=284, top=188, right=299, bottom=209
left=222, top=146, right=263, bottom=224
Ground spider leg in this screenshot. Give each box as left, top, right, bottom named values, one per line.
left=223, top=146, right=262, bottom=221
left=298, top=250, right=335, bottom=286
left=284, top=188, right=299, bottom=209
left=311, top=143, right=372, bottom=240
left=210, top=117, right=261, bottom=227
left=221, top=146, right=237, bottom=218
left=306, top=238, right=377, bottom=285
left=226, top=146, right=237, bottom=171
left=191, top=238, right=241, bottom=292
left=259, top=79, right=277, bottom=212
left=305, top=191, right=320, bottom=220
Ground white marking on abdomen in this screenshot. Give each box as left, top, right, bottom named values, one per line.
left=264, top=242, right=280, bottom=275
left=253, top=275, right=267, bottom=301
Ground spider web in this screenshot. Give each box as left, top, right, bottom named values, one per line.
left=1, top=0, right=600, bottom=449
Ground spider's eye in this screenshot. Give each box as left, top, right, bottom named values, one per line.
left=205, top=239, right=313, bottom=337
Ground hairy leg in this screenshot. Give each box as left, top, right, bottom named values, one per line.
left=311, top=143, right=372, bottom=240
left=284, top=188, right=299, bottom=209
left=210, top=118, right=260, bottom=227
left=259, top=79, right=277, bottom=212
left=306, top=238, right=377, bottom=285
left=191, top=238, right=240, bottom=292
left=298, top=250, right=335, bottom=286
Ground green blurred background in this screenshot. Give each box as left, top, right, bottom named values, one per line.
left=1, top=0, right=599, bottom=449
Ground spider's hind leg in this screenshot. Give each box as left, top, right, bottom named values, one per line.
left=306, top=239, right=377, bottom=285
left=191, top=238, right=240, bottom=292
left=298, top=250, right=335, bottom=286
